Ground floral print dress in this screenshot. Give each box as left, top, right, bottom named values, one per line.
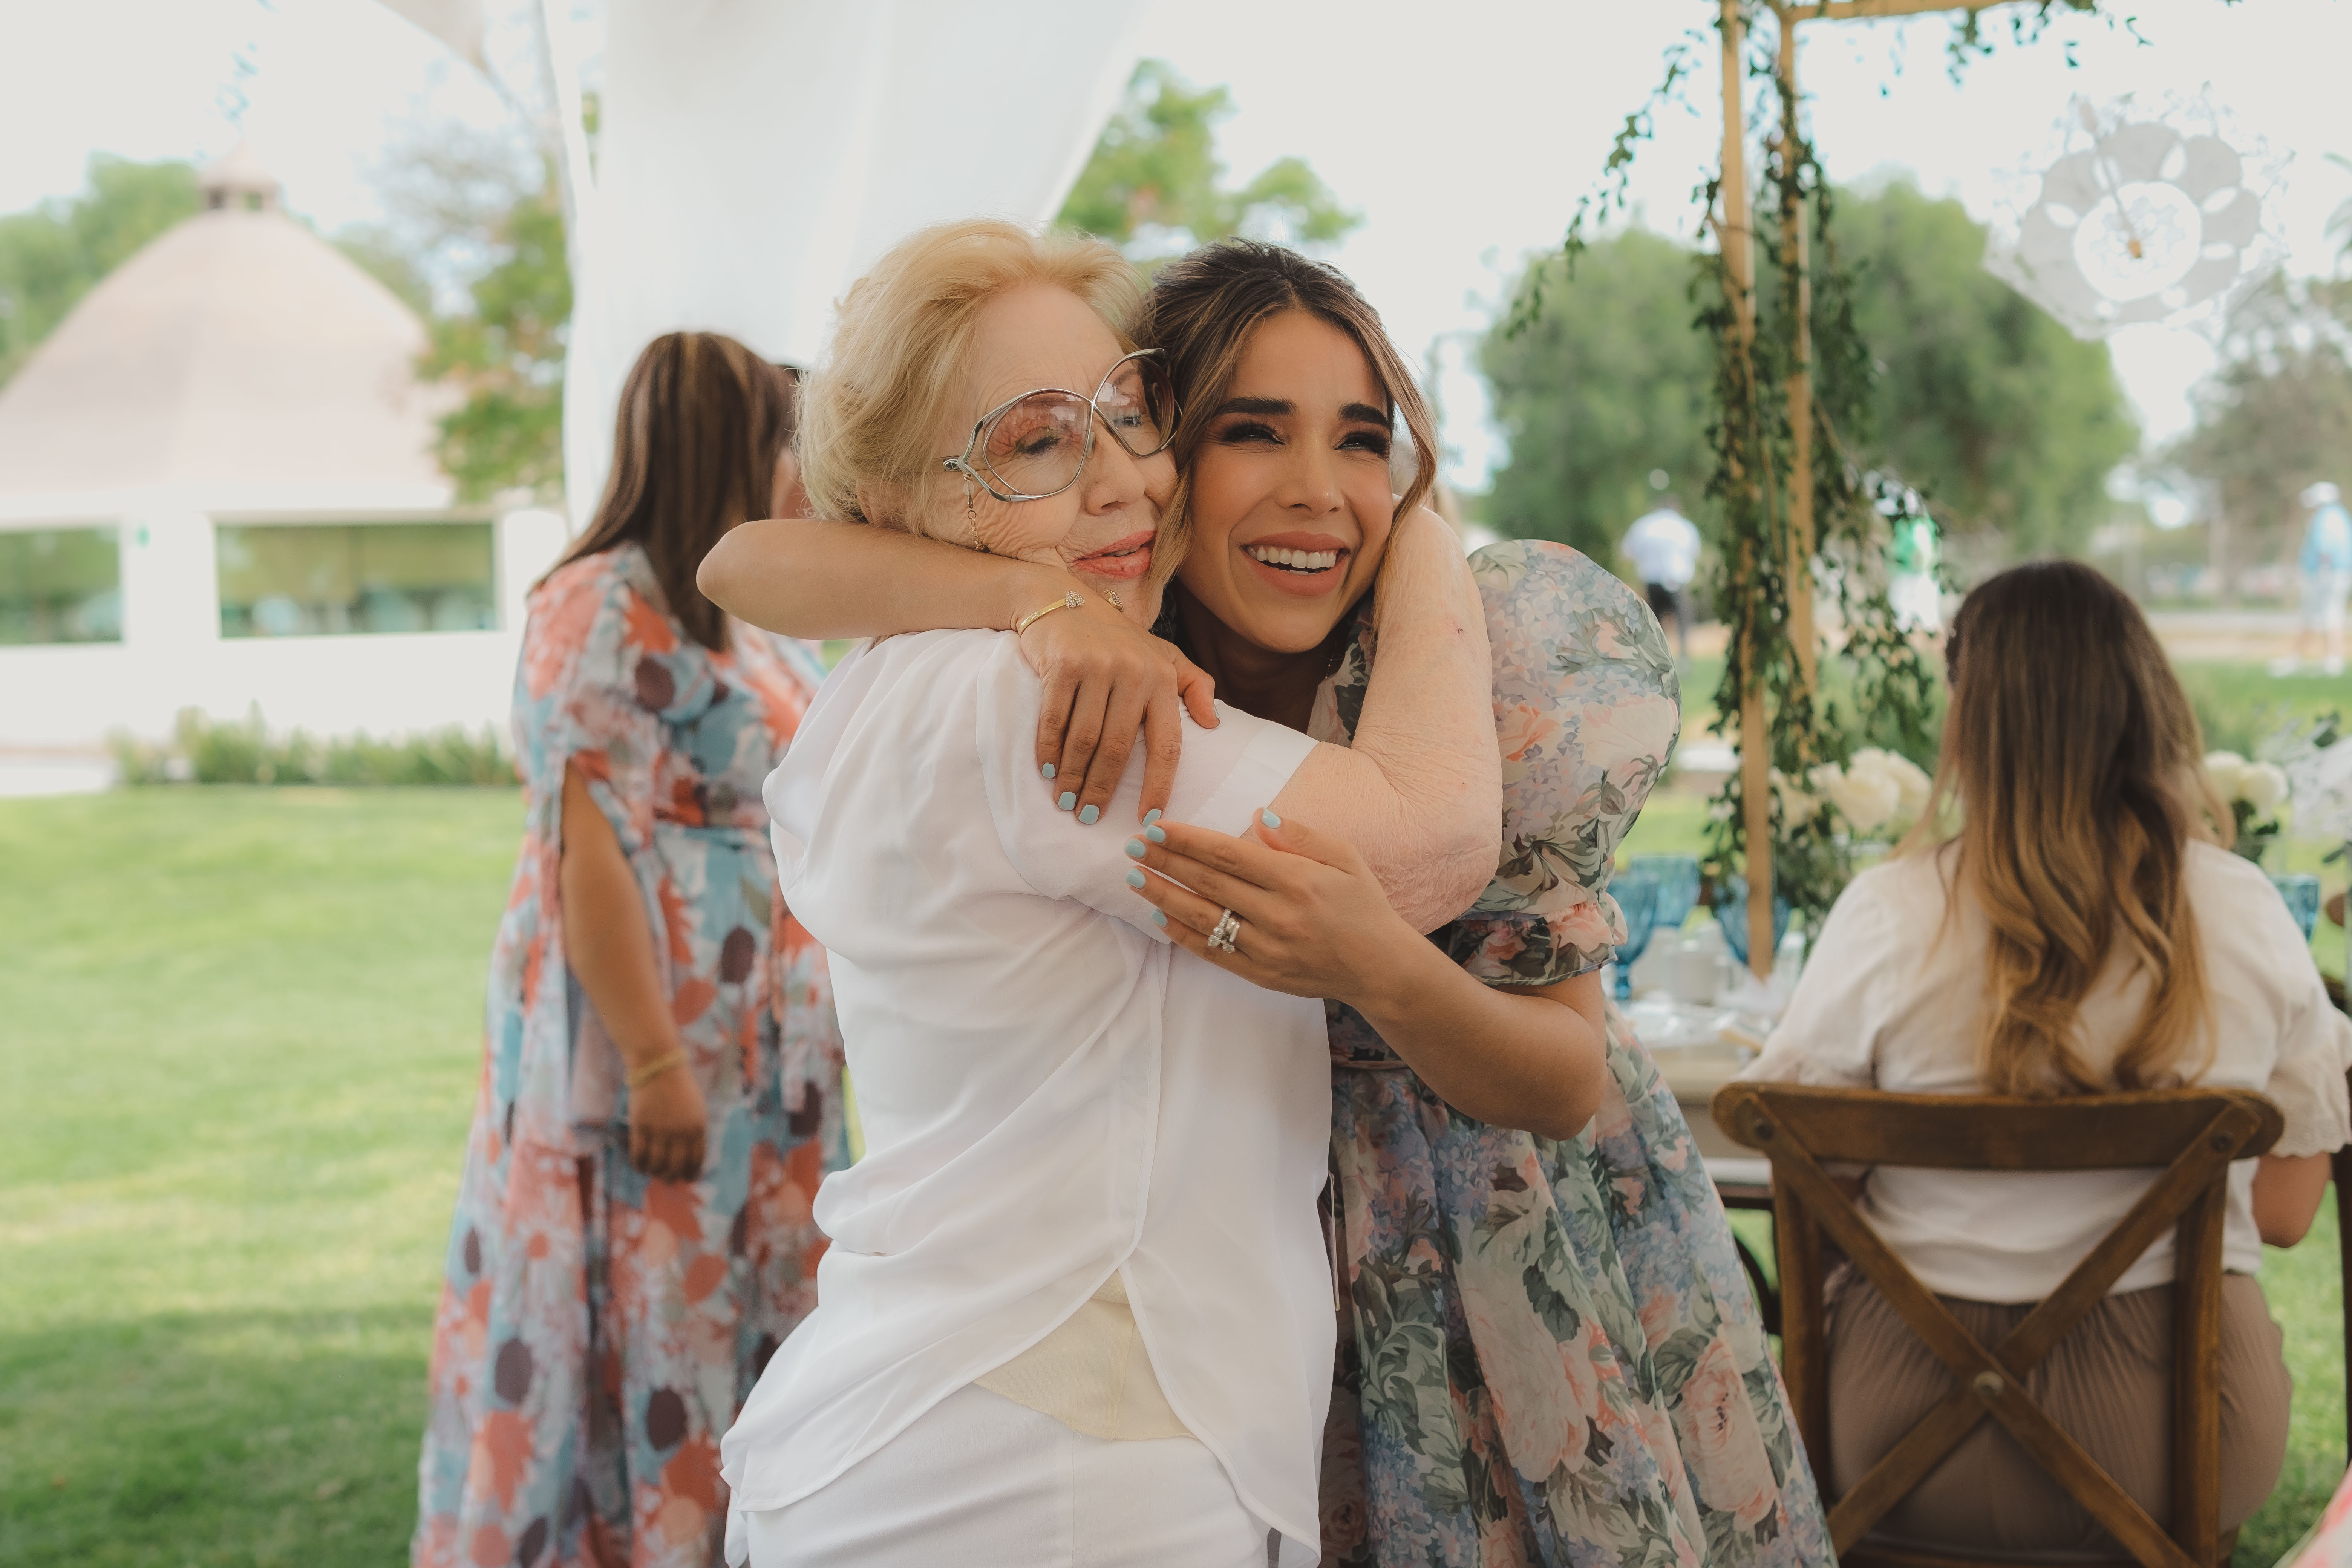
left=415, top=544, right=847, bottom=1568
left=1310, top=541, right=1831, bottom=1568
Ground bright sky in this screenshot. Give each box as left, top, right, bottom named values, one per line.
left=5, top=0, right=2347, bottom=490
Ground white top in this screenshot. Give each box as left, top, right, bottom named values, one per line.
left=722, top=629, right=1333, bottom=1564
left=1621, top=508, right=1703, bottom=588
left=1740, top=842, right=2352, bottom=1302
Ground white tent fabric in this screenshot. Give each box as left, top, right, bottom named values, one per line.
left=379, top=0, right=1147, bottom=528
left=375, top=0, right=490, bottom=74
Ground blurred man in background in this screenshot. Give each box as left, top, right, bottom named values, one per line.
left=1622, top=494, right=1701, bottom=662
left=2278, top=481, right=2352, bottom=677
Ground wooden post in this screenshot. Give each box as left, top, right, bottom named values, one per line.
left=1722, top=0, right=1775, bottom=978
left=1779, top=9, right=1818, bottom=703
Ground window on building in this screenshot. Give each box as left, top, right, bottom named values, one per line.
left=217, top=522, right=496, bottom=639
left=0, top=527, right=122, bottom=645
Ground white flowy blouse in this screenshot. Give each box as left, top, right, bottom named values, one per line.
left=721, top=629, right=1335, bottom=1565
left=1741, top=841, right=2352, bottom=1302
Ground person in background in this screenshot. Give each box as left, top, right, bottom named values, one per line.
left=2278, top=481, right=2352, bottom=677
left=1888, top=507, right=1943, bottom=634
left=1621, top=492, right=1702, bottom=661
left=414, top=333, right=845, bottom=1568
left=1741, top=559, right=2349, bottom=1556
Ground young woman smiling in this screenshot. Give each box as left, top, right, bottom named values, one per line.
left=702, top=239, right=1832, bottom=1568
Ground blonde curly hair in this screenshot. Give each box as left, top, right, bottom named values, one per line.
left=796, top=219, right=1144, bottom=535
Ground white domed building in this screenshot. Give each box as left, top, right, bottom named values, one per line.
left=0, top=144, right=564, bottom=752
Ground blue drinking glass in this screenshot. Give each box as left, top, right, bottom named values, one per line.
left=1712, top=875, right=1793, bottom=968
left=1609, top=865, right=1663, bottom=1001
left=1631, top=854, right=1703, bottom=938
left=2271, top=873, right=2323, bottom=942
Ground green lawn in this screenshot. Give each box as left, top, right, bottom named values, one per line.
left=0, top=788, right=520, bottom=1566
left=3, top=780, right=2345, bottom=1563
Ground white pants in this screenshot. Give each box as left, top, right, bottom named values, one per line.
left=734, top=1384, right=1270, bottom=1568
left=2304, top=568, right=2352, bottom=633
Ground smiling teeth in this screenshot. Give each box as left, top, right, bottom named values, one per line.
left=1246, top=546, right=1339, bottom=571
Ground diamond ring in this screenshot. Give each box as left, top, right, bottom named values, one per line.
left=1207, top=908, right=1242, bottom=953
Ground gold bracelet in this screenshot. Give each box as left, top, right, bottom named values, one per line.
left=1014, top=590, right=1083, bottom=637
left=626, top=1049, right=688, bottom=1090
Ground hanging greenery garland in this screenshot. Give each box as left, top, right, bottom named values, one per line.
left=1510, top=0, right=2127, bottom=952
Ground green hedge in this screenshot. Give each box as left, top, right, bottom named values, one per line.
left=111, top=707, right=514, bottom=787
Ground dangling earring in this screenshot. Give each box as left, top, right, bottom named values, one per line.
left=965, top=480, right=990, bottom=554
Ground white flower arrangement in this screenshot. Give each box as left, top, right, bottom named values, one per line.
left=1808, top=747, right=1934, bottom=841
left=2203, top=750, right=2289, bottom=813
left=2205, top=749, right=2291, bottom=865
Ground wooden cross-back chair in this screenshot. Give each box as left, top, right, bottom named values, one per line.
left=1711, top=1082, right=2283, bottom=1568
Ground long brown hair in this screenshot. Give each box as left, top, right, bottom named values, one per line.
left=1908, top=560, right=2224, bottom=1095
left=559, top=332, right=795, bottom=650
left=1133, top=240, right=1438, bottom=534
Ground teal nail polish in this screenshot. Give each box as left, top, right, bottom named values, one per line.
left=1260, top=809, right=1281, bottom=829
left=1125, top=838, right=1148, bottom=859
left=1041, top=762, right=1056, bottom=780
left=1143, top=808, right=1162, bottom=825
left=1152, top=909, right=1168, bottom=927
left=1058, top=791, right=1076, bottom=811
left=1079, top=804, right=1100, bottom=825
left=1144, top=824, right=1166, bottom=844
left=1124, top=868, right=1146, bottom=889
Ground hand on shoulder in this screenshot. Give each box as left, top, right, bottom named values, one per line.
left=1013, top=586, right=1216, bottom=829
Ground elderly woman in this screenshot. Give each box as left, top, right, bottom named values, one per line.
left=414, top=334, right=844, bottom=1568
left=714, top=221, right=1516, bottom=1568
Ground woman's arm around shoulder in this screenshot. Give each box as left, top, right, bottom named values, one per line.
left=1274, top=507, right=1502, bottom=933
left=699, top=517, right=1215, bottom=824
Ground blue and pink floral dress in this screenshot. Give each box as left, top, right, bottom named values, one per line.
left=414, top=544, right=847, bottom=1568
left=1309, top=541, right=1831, bottom=1568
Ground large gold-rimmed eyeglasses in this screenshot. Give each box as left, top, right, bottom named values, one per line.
left=939, top=348, right=1180, bottom=505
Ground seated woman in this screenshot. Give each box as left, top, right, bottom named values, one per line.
left=1741, top=559, right=2352, bottom=1553
left=715, top=220, right=1529, bottom=1568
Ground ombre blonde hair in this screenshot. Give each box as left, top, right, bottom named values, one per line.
left=797, top=219, right=1150, bottom=541
left=1903, top=560, right=2227, bottom=1096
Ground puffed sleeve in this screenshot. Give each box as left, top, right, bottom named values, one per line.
left=973, top=635, right=1315, bottom=941
left=1438, top=541, right=1682, bottom=987
left=517, top=549, right=718, bottom=859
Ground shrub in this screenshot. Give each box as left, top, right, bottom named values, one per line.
left=110, top=707, right=515, bottom=787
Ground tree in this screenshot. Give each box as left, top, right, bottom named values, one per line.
left=2167, top=266, right=2352, bottom=581
left=1835, top=176, right=2138, bottom=559
left=346, top=121, right=570, bottom=502
left=0, top=155, right=201, bottom=386
left=1479, top=228, right=1717, bottom=562
left=415, top=172, right=570, bottom=501
left=1480, top=179, right=2139, bottom=564
left=1057, top=61, right=1360, bottom=259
